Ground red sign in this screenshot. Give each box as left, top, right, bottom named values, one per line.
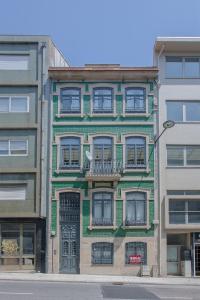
left=129, top=255, right=141, bottom=264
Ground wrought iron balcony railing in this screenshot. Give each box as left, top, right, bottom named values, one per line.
left=92, top=218, right=113, bottom=226
left=83, top=159, right=123, bottom=176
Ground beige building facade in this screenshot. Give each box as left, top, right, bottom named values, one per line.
left=154, top=38, right=200, bottom=277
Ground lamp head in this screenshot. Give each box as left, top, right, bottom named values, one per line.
left=163, top=120, right=175, bottom=129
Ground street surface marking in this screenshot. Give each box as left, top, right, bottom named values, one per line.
left=0, top=292, right=33, bottom=295
left=159, top=297, right=192, bottom=300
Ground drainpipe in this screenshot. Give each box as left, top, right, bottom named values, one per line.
left=156, top=44, right=165, bottom=276
left=40, top=42, right=47, bottom=272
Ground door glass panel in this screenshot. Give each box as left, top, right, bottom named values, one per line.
left=167, top=262, right=179, bottom=274
left=23, top=232, right=34, bottom=254
left=167, top=246, right=178, bottom=261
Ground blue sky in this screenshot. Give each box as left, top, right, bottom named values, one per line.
left=0, top=0, right=200, bottom=66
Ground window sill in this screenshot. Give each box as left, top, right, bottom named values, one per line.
left=123, top=113, right=150, bottom=117
left=88, top=225, right=116, bottom=230
left=91, top=264, right=113, bottom=266
left=123, top=168, right=150, bottom=174
left=166, top=166, right=200, bottom=169
left=90, top=113, right=116, bottom=117
left=55, top=169, right=81, bottom=174
left=56, top=113, right=83, bottom=118
left=166, top=77, right=200, bottom=80
left=165, top=224, right=200, bottom=230
left=122, top=225, right=150, bottom=230
left=172, top=121, right=200, bottom=124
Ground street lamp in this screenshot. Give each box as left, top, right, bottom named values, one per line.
left=154, top=120, right=175, bottom=144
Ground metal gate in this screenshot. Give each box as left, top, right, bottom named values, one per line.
left=194, top=243, right=200, bottom=276
left=59, top=192, right=80, bottom=274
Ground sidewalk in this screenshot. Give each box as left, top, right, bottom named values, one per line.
left=0, top=272, right=199, bottom=285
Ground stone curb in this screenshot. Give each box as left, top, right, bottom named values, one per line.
left=0, top=273, right=199, bottom=286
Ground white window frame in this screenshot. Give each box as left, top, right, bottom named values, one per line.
left=0, top=96, right=29, bottom=113
left=0, top=140, right=28, bottom=156
left=88, top=188, right=117, bottom=230
left=55, top=134, right=84, bottom=172
left=166, top=100, right=200, bottom=123
left=166, top=145, right=200, bottom=167
left=165, top=195, right=200, bottom=230
left=121, top=188, right=150, bottom=229
left=165, top=56, right=200, bottom=79
left=121, top=84, right=150, bottom=117
left=56, top=83, right=84, bottom=117
left=122, top=134, right=150, bottom=173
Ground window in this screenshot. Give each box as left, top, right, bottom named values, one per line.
left=125, top=242, right=147, bottom=264
left=125, top=88, right=146, bottom=113
left=166, top=57, right=182, bottom=78
left=93, top=88, right=113, bottom=113
left=0, top=185, right=26, bottom=201
left=0, top=96, right=29, bottom=113
left=0, top=140, right=28, bottom=156
left=0, top=223, right=35, bottom=269
left=167, top=101, right=200, bottom=122
left=60, top=88, right=81, bottom=113
left=125, top=192, right=146, bottom=226
left=167, top=145, right=200, bottom=166
left=92, top=242, right=113, bottom=264
left=93, top=137, right=113, bottom=162
left=166, top=56, right=200, bottom=78
left=0, top=55, right=29, bottom=70
left=126, top=137, right=146, bottom=168
left=60, top=137, right=80, bottom=169
left=93, top=137, right=113, bottom=174
left=169, top=199, right=200, bottom=224
left=167, top=190, right=200, bottom=196
left=92, top=192, right=113, bottom=226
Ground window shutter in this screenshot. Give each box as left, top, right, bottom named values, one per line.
left=0, top=186, right=26, bottom=200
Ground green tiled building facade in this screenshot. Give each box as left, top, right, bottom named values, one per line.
left=48, top=66, right=158, bottom=275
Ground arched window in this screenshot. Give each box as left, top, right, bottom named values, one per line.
left=93, top=88, right=113, bottom=113
left=93, top=137, right=113, bottom=162
left=125, top=87, right=146, bottom=113
left=60, top=88, right=81, bottom=113
left=92, top=242, right=113, bottom=264
left=125, top=242, right=147, bottom=264
left=92, top=192, right=113, bottom=226
left=126, top=137, right=146, bottom=168
left=60, top=137, right=80, bottom=169
left=125, top=192, right=146, bottom=226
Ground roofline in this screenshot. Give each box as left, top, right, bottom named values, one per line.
left=154, top=36, right=200, bottom=53
left=156, top=36, right=200, bottom=42
left=49, top=66, right=158, bottom=72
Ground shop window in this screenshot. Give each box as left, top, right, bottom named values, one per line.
left=0, top=223, right=36, bottom=270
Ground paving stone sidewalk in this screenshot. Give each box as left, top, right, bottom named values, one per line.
left=0, top=272, right=199, bottom=286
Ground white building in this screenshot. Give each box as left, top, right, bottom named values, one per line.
left=154, top=37, right=200, bottom=277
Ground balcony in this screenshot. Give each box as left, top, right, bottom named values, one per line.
left=84, top=160, right=123, bottom=181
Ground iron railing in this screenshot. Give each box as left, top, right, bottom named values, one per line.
left=92, top=218, right=113, bottom=226
left=84, top=159, right=123, bottom=176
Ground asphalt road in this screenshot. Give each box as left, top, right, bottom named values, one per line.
left=0, top=280, right=199, bottom=300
